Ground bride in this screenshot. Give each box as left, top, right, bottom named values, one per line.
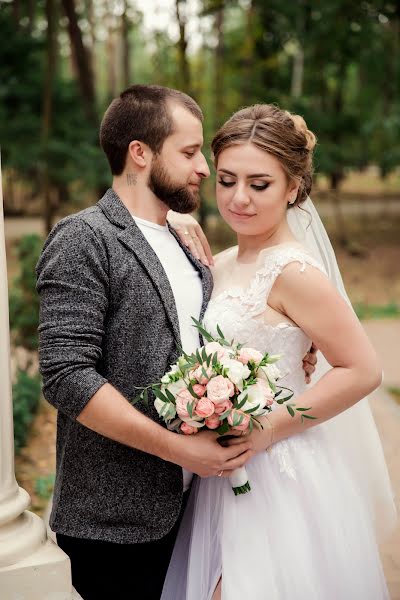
left=163, top=103, right=396, bottom=599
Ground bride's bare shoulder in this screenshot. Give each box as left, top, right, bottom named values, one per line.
left=213, top=246, right=237, bottom=268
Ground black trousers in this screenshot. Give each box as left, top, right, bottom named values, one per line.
left=57, top=492, right=189, bottom=600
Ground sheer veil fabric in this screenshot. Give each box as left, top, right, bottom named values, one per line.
left=287, top=197, right=397, bottom=540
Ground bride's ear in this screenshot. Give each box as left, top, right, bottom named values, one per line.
left=286, top=181, right=300, bottom=206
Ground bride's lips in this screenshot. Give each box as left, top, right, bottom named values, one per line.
left=229, top=210, right=256, bottom=220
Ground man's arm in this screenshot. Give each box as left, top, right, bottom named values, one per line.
left=78, top=382, right=253, bottom=478
left=37, top=216, right=251, bottom=477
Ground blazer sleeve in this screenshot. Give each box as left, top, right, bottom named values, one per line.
left=36, top=216, right=110, bottom=419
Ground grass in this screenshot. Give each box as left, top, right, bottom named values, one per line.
left=354, top=303, right=400, bottom=321
left=387, top=386, right=400, bottom=406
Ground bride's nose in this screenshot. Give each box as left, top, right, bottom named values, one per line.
left=231, top=183, right=250, bottom=207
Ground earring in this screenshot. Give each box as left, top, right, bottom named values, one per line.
left=288, top=197, right=296, bottom=205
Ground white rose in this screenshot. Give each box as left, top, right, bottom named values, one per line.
left=237, top=378, right=274, bottom=415
left=258, top=363, right=282, bottom=383
left=163, top=378, right=186, bottom=398
left=220, top=358, right=251, bottom=390
left=154, top=398, right=176, bottom=421
left=161, top=364, right=181, bottom=384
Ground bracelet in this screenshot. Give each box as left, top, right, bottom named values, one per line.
left=264, top=415, right=274, bottom=453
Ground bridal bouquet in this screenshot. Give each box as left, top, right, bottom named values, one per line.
left=134, top=319, right=314, bottom=495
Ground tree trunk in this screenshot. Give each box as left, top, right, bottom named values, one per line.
left=214, top=5, right=225, bottom=128
left=121, top=0, right=131, bottom=89
left=175, top=0, right=192, bottom=95
left=42, top=0, right=57, bottom=235
left=61, top=0, right=97, bottom=125
left=291, top=1, right=304, bottom=98
left=242, top=0, right=255, bottom=100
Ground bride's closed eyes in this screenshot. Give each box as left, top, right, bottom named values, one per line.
left=218, top=178, right=270, bottom=191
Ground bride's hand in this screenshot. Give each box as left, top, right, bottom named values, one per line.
left=167, top=210, right=214, bottom=267
left=221, top=419, right=273, bottom=455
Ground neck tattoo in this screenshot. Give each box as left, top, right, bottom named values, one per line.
left=126, top=172, right=137, bottom=186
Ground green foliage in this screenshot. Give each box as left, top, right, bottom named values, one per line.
left=34, top=473, right=56, bottom=500
left=13, top=369, right=41, bottom=453
left=9, top=234, right=43, bottom=351
left=354, top=302, right=400, bottom=320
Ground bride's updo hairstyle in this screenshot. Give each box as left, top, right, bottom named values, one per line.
left=211, top=104, right=317, bottom=207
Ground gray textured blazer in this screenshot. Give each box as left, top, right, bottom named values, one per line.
left=36, top=188, right=213, bottom=543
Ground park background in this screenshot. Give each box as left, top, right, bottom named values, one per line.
left=1, top=0, right=399, bottom=596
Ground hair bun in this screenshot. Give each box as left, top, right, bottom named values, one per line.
left=286, top=112, right=317, bottom=152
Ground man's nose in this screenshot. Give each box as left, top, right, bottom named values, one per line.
left=196, top=153, right=210, bottom=178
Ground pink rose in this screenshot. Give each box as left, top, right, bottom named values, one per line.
left=193, top=364, right=214, bottom=385
left=176, top=388, right=194, bottom=419
left=192, top=384, right=206, bottom=397
left=181, top=422, right=198, bottom=435
left=205, top=414, right=221, bottom=429
left=195, top=397, right=215, bottom=418
left=214, top=399, right=233, bottom=415
left=206, top=375, right=235, bottom=404
left=238, top=347, right=264, bottom=365
left=228, top=409, right=250, bottom=432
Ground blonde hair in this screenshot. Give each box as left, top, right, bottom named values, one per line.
left=211, top=104, right=317, bottom=206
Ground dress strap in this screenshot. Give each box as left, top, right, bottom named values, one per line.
left=244, top=245, right=327, bottom=317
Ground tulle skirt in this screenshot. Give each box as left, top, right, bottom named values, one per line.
left=161, top=427, right=389, bottom=600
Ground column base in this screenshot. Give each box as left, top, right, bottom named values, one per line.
left=0, top=537, right=79, bottom=600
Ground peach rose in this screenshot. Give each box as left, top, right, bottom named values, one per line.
left=195, top=397, right=215, bottom=418
left=238, top=347, right=264, bottom=365
left=228, top=409, right=250, bottom=432
left=193, top=364, right=214, bottom=385
left=192, top=384, right=206, bottom=397
left=204, top=341, right=226, bottom=360
left=206, top=375, right=235, bottom=404
left=176, top=388, right=194, bottom=419
left=205, top=414, right=221, bottom=429
left=214, top=399, right=233, bottom=415
left=181, top=422, right=199, bottom=435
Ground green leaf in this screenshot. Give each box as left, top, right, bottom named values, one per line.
left=153, top=387, right=169, bottom=403
left=216, top=421, right=230, bottom=435
left=187, top=382, right=200, bottom=399
left=164, top=388, right=176, bottom=404
left=236, top=394, right=248, bottom=410
left=143, top=388, right=149, bottom=407
left=244, top=404, right=260, bottom=414
left=287, top=405, right=295, bottom=417
left=216, top=324, right=225, bottom=340
left=301, top=414, right=317, bottom=421
left=191, top=317, right=215, bottom=342
left=296, top=407, right=312, bottom=412
left=187, top=401, right=194, bottom=419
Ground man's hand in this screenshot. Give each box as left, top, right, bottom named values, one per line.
left=167, top=429, right=253, bottom=478
left=303, top=343, right=318, bottom=384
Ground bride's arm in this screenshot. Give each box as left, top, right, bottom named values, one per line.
left=167, top=210, right=214, bottom=266
left=236, top=264, right=382, bottom=452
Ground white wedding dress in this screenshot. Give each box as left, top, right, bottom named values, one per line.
left=161, top=242, right=390, bottom=600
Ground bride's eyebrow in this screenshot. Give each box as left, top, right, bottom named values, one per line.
left=218, top=168, right=273, bottom=178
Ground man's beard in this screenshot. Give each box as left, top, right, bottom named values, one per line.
left=148, top=156, right=200, bottom=214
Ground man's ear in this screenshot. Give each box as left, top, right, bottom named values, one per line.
left=127, top=140, right=151, bottom=168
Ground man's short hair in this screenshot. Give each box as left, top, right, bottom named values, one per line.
left=100, top=84, right=203, bottom=175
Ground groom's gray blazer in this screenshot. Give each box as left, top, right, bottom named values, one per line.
left=36, top=188, right=213, bottom=544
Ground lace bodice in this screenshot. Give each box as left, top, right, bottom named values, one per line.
left=203, top=244, right=327, bottom=395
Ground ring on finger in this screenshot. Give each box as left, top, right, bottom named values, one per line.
left=217, top=470, right=223, bottom=477
left=183, top=230, right=190, bottom=235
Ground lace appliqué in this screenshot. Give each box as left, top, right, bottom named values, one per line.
left=204, top=246, right=327, bottom=481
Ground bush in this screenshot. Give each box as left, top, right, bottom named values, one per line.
left=13, top=369, right=41, bottom=453
left=9, top=234, right=43, bottom=351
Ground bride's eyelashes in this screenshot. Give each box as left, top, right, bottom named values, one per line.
left=218, top=179, right=270, bottom=191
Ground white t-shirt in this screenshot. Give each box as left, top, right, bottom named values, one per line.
left=132, top=215, right=203, bottom=491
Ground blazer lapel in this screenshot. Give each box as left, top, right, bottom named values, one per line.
left=98, top=189, right=181, bottom=345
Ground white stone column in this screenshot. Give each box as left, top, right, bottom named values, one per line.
left=0, top=156, right=77, bottom=599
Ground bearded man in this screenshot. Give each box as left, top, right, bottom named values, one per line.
left=36, top=85, right=254, bottom=600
